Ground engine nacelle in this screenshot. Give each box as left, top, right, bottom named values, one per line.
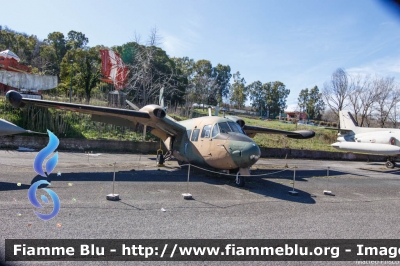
left=225, top=115, right=245, bottom=128
left=355, top=132, right=397, bottom=145
left=6, top=90, right=25, bottom=108
left=139, top=104, right=166, bottom=119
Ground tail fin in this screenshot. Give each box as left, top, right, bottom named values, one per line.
left=339, top=110, right=358, bottom=131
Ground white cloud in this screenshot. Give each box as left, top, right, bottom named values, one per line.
left=347, top=56, right=400, bottom=80
left=161, top=33, right=190, bottom=57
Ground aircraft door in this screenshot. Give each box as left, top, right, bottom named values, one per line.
left=200, top=123, right=232, bottom=168
left=199, top=124, right=213, bottom=158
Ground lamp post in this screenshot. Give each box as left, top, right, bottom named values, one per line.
left=69, top=60, right=73, bottom=102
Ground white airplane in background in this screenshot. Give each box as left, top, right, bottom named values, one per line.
left=331, top=110, right=400, bottom=168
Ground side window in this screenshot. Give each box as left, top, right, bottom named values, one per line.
left=211, top=124, right=220, bottom=138
left=191, top=129, right=200, bottom=141
left=186, top=129, right=192, bottom=139
left=201, top=125, right=212, bottom=138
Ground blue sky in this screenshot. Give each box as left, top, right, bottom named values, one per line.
left=3, top=0, right=400, bottom=110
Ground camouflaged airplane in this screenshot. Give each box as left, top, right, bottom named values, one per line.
left=6, top=90, right=315, bottom=186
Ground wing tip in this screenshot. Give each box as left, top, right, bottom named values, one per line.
left=287, top=130, right=316, bottom=139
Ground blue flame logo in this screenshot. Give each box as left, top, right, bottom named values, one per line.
left=28, top=180, right=60, bottom=220
left=34, top=130, right=59, bottom=177
left=29, top=130, right=60, bottom=220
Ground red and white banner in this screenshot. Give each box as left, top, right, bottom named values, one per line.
left=99, top=50, right=129, bottom=90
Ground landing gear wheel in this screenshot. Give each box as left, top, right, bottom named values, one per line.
left=386, top=161, right=395, bottom=169
left=156, top=153, right=164, bottom=165
left=235, top=172, right=245, bottom=187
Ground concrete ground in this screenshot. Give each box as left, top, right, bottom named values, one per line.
left=1, top=150, right=400, bottom=266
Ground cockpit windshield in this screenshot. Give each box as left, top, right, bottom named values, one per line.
left=217, top=122, right=245, bottom=135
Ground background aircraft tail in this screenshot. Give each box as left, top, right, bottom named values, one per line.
left=339, top=110, right=359, bottom=132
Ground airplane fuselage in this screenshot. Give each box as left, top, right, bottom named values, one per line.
left=169, top=116, right=261, bottom=170
left=332, top=129, right=400, bottom=156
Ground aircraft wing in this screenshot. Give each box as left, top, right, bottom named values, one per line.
left=6, top=90, right=186, bottom=139
left=243, top=125, right=315, bottom=139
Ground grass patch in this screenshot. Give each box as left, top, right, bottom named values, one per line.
left=0, top=97, right=340, bottom=151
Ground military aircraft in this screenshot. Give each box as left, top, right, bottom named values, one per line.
left=331, top=110, right=400, bottom=168
left=6, top=90, right=315, bottom=186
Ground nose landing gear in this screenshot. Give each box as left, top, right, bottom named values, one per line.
left=235, top=168, right=250, bottom=187
left=235, top=172, right=245, bottom=187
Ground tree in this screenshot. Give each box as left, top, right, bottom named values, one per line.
left=297, top=88, right=309, bottom=117
left=298, top=86, right=325, bottom=120
left=264, top=81, right=290, bottom=118
left=348, top=74, right=376, bottom=126
left=214, top=64, right=232, bottom=103
left=309, top=86, right=325, bottom=120
left=248, top=80, right=265, bottom=115
left=373, top=76, right=399, bottom=127
left=40, top=32, right=67, bottom=80
left=192, top=59, right=218, bottom=107
left=171, top=56, right=195, bottom=108
left=0, top=30, right=16, bottom=50
left=66, top=30, right=89, bottom=50
left=229, top=71, right=246, bottom=109
left=60, top=47, right=101, bottom=104
left=247, top=81, right=289, bottom=117
left=123, top=28, right=181, bottom=107
left=322, top=68, right=353, bottom=119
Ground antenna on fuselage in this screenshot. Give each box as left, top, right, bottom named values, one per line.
left=208, top=106, right=212, bottom=116
left=221, top=107, right=226, bottom=118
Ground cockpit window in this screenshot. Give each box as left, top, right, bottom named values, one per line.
left=228, top=121, right=244, bottom=134
left=201, top=125, right=212, bottom=138
left=186, top=129, right=192, bottom=139
left=211, top=124, right=220, bottom=138
left=218, top=122, right=245, bottom=134
left=218, top=122, right=231, bottom=134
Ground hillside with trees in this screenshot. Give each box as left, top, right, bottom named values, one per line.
left=0, top=25, right=399, bottom=151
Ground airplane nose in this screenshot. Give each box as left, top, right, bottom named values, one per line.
left=243, top=142, right=261, bottom=164
left=230, top=141, right=261, bottom=168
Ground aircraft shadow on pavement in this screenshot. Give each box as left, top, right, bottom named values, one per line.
left=27, top=167, right=316, bottom=204
left=358, top=168, right=400, bottom=175
left=0, top=182, right=30, bottom=191
left=251, top=168, right=356, bottom=180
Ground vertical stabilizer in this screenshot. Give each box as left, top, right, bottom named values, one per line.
left=339, top=110, right=358, bottom=131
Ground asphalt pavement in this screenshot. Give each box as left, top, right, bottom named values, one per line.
left=1, top=150, right=400, bottom=266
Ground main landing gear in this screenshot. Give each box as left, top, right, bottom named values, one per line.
left=386, top=157, right=396, bottom=169
left=156, top=150, right=173, bottom=166
left=156, top=152, right=164, bottom=166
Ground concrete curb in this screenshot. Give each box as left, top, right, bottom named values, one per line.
left=0, top=135, right=387, bottom=162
